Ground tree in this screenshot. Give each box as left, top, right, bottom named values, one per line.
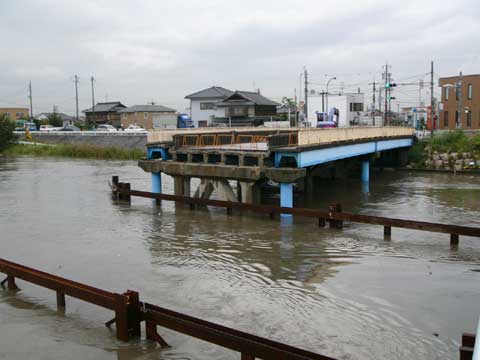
left=281, top=97, right=297, bottom=125
left=48, top=113, right=63, bottom=127
left=0, top=114, right=17, bottom=151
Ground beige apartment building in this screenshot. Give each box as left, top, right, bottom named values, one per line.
left=439, top=74, right=480, bottom=130
left=118, top=105, right=177, bottom=129
left=0, top=108, right=30, bottom=121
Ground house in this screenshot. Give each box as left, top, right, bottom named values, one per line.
left=185, top=86, right=233, bottom=127
left=0, top=108, right=29, bottom=121
left=307, top=93, right=365, bottom=127
left=36, top=112, right=76, bottom=126
left=83, top=102, right=127, bottom=127
left=401, top=107, right=428, bottom=130
left=439, top=74, right=480, bottom=129
left=118, top=105, right=177, bottom=130
left=185, top=86, right=280, bottom=127
left=214, top=91, right=280, bottom=126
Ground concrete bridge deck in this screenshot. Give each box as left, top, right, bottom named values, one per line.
left=140, top=127, right=415, bottom=212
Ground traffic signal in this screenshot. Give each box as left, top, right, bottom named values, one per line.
left=385, top=83, right=397, bottom=88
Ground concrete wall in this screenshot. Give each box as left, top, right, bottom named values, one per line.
left=296, top=126, right=414, bottom=146
left=24, top=132, right=147, bottom=150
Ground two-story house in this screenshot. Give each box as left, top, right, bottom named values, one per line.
left=83, top=102, right=127, bottom=127
left=185, top=86, right=233, bottom=127
left=185, top=86, right=279, bottom=127
left=118, top=105, right=177, bottom=129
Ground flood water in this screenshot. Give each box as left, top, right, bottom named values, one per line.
left=0, top=156, right=479, bottom=360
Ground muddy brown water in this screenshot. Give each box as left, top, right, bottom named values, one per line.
left=0, top=156, right=479, bottom=360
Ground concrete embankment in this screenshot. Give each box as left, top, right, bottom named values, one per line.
left=18, top=132, right=147, bottom=150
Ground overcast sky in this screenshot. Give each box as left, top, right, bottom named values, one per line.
left=1, top=0, right=479, bottom=115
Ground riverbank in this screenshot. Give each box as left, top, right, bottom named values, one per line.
left=408, top=130, right=480, bottom=171
left=1, top=143, right=145, bottom=160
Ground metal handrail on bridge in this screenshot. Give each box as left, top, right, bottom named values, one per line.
left=0, top=258, right=335, bottom=360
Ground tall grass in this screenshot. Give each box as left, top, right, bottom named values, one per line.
left=3, top=143, right=145, bottom=160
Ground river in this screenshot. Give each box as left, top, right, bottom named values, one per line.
left=0, top=156, right=479, bottom=360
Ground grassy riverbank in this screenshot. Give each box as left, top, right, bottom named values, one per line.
left=2, top=143, right=145, bottom=160
left=408, top=130, right=480, bottom=170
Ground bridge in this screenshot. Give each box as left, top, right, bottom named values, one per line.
left=139, top=127, right=414, bottom=212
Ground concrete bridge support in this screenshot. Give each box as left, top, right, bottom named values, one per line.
left=239, top=181, right=261, bottom=204
left=280, top=183, right=293, bottom=217
left=193, top=179, right=237, bottom=202
left=173, top=176, right=192, bottom=197
left=361, top=160, right=370, bottom=182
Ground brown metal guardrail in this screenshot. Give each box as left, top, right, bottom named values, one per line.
left=112, top=177, right=480, bottom=246
left=0, top=258, right=335, bottom=359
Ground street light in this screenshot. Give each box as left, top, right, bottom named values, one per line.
left=326, top=77, right=336, bottom=115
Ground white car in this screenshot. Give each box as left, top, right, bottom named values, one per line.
left=124, top=125, right=147, bottom=133
left=96, top=124, right=117, bottom=132
left=39, top=125, right=54, bottom=131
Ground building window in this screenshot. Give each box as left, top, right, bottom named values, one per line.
left=444, top=87, right=449, bottom=101
left=455, top=110, right=459, bottom=126
left=122, top=113, right=127, bottom=119
left=443, top=111, right=448, bottom=127
left=4, top=112, right=10, bottom=119
left=16, top=112, right=24, bottom=118
left=200, top=102, right=216, bottom=110
left=349, top=103, right=364, bottom=112
left=227, top=106, right=248, bottom=116
left=144, top=112, right=148, bottom=120
left=468, top=84, right=473, bottom=100
left=467, top=111, right=472, bottom=127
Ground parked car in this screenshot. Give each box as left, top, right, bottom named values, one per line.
left=96, top=124, right=117, bottom=132
left=124, top=125, right=147, bottom=133
left=58, top=125, right=80, bottom=131
left=40, top=125, right=54, bottom=131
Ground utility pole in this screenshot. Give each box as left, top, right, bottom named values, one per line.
left=372, top=80, right=376, bottom=126
left=457, top=71, right=463, bottom=128
left=430, top=61, right=435, bottom=135
left=90, top=76, right=95, bottom=128
left=321, top=90, right=325, bottom=112
left=28, top=81, right=33, bottom=119
left=304, top=67, right=308, bottom=122
left=74, top=75, right=79, bottom=121
left=383, top=63, right=389, bottom=125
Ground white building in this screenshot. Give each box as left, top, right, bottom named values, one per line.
left=307, top=93, right=365, bottom=127
left=185, top=86, right=233, bottom=127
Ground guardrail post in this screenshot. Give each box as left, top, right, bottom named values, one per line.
left=114, top=293, right=130, bottom=342
left=328, top=203, right=343, bottom=229
left=145, top=320, right=169, bottom=347
left=112, top=176, right=119, bottom=200
left=460, top=332, right=475, bottom=360
left=56, top=291, right=66, bottom=308
left=124, top=183, right=131, bottom=203
left=384, top=226, right=392, bottom=237
left=450, top=234, right=459, bottom=246
left=125, top=290, right=141, bottom=337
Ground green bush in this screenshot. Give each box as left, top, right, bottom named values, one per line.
left=0, top=114, right=17, bottom=150
left=407, top=141, right=426, bottom=165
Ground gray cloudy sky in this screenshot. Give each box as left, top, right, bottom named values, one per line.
left=1, top=0, right=479, bottom=115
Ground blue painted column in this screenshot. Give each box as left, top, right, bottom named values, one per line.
left=152, top=172, right=162, bottom=206
left=152, top=172, right=162, bottom=194
left=280, top=183, right=293, bottom=217
left=361, top=160, right=370, bottom=182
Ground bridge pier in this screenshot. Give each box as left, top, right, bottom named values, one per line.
left=361, top=160, right=370, bottom=182
left=280, top=183, right=293, bottom=217
left=151, top=172, right=162, bottom=206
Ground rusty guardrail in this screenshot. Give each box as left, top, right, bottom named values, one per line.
left=112, top=177, right=480, bottom=246
left=0, top=258, right=335, bottom=359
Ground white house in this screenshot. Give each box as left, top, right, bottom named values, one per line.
left=35, top=112, right=76, bottom=126
left=185, top=86, right=233, bottom=127
left=307, top=93, right=365, bottom=127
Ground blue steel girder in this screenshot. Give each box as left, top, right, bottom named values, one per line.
left=147, top=147, right=168, bottom=160
left=274, top=137, right=413, bottom=168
